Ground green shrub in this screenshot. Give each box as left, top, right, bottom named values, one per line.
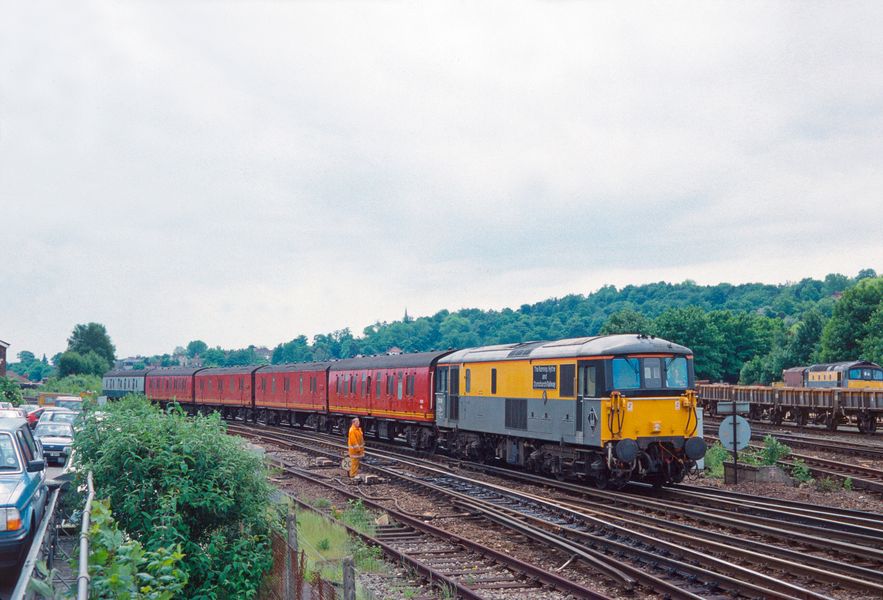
left=843, top=477, right=854, bottom=491
left=341, top=500, right=375, bottom=536
left=790, top=459, right=814, bottom=484
left=74, top=395, right=273, bottom=599
left=815, top=476, right=841, bottom=493
left=0, top=376, right=24, bottom=406
left=703, top=442, right=729, bottom=478
left=759, top=435, right=791, bottom=465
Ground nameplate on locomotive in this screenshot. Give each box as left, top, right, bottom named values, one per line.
left=532, top=365, right=557, bottom=389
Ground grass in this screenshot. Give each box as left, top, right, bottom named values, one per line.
left=703, top=442, right=729, bottom=478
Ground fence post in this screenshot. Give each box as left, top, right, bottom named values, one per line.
left=342, top=556, right=355, bottom=600
left=284, top=510, right=297, bottom=600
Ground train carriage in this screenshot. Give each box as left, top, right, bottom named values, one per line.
left=253, top=362, right=330, bottom=428
left=328, top=352, right=452, bottom=446
left=436, top=335, right=705, bottom=487
left=195, top=366, right=260, bottom=418
left=145, top=367, right=204, bottom=406
left=102, top=368, right=151, bottom=399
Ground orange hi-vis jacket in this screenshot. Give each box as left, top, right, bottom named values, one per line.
left=348, top=425, right=365, bottom=458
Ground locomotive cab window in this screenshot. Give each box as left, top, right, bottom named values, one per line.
left=490, top=369, right=497, bottom=395
left=612, top=358, right=641, bottom=389
left=665, top=357, right=689, bottom=388
left=643, top=358, right=662, bottom=388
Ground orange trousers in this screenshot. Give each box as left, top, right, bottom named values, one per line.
left=349, top=456, right=361, bottom=478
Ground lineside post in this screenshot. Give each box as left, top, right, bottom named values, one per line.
left=343, top=556, right=355, bottom=600
left=284, top=510, right=297, bottom=600
left=731, top=401, right=738, bottom=484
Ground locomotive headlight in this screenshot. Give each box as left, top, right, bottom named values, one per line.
left=684, top=436, right=707, bottom=460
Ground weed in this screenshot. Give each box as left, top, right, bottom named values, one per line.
left=342, top=499, right=376, bottom=535
left=759, top=435, right=791, bottom=465
left=313, top=497, right=332, bottom=509
left=815, top=476, right=841, bottom=493
left=350, top=539, right=384, bottom=572
left=317, top=537, right=331, bottom=551
left=790, top=459, right=813, bottom=484
left=703, top=442, right=729, bottom=478
left=402, top=588, right=418, bottom=599
left=843, top=477, right=854, bottom=492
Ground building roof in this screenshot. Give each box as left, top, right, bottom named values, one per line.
left=0, top=339, right=8, bottom=349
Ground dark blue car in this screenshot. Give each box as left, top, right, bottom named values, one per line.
left=0, top=418, right=47, bottom=569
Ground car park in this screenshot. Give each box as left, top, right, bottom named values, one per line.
left=32, top=423, right=74, bottom=466
left=0, top=418, right=47, bottom=569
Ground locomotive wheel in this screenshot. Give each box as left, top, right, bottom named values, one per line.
left=770, top=408, right=783, bottom=426
left=858, top=413, right=878, bottom=434
left=825, top=411, right=839, bottom=431
left=795, top=409, right=808, bottom=428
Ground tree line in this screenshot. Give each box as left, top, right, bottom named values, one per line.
left=7, top=269, right=882, bottom=388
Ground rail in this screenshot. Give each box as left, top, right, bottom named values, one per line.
left=77, top=472, right=95, bottom=600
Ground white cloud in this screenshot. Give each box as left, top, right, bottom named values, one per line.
left=1, top=1, right=882, bottom=358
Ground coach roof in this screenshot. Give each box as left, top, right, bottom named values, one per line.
left=330, top=351, right=453, bottom=371
left=146, top=367, right=205, bottom=377
left=104, top=368, right=152, bottom=377
left=439, top=334, right=692, bottom=364
left=257, top=362, right=332, bottom=374
left=196, top=366, right=262, bottom=376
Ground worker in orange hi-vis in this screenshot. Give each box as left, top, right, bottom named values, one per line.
left=347, top=417, right=365, bottom=478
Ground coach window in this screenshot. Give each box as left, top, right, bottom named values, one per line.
left=465, top=369, right=471, bottom=393
left=376, top=374, right=382, bottom=397
left=299, top=376, right=304, bottom=395
left=387, top=373, right=394, bottom=396
left=397, top=372, right=403, bottom=400
left=219, top=379, right=224, bottom=394
left=491, top=369, right=497, bottom=395
left=361, top=372, right=367, bottom=395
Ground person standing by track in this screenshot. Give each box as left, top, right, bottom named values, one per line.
left=347, top=417, right=365, bottom=478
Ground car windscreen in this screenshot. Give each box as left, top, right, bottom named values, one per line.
left=0, top=433, right=21, bottom=470
left=34, top=424, right=73, bottom=438
left=49, top=413, right=78, bottom=423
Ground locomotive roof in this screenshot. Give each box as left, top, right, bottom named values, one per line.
left=145, top=367, right=205, bottom=377
left=782, top=366, right=808, bottom=374
left=104, top=368, right=151, bottom=377
left=330, top=351, right=453, bottom=371
left=806, top=361, right=881, bottom=372
left=257, top=362, right=332, bottom=374
left=196, top=366, right=262, bottom=376
left=439, top=334, right=692, bottom=364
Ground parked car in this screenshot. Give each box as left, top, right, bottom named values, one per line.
left=0, top=409, right=25, bottom=420
left=0, top=417, right=47, bottom=569
left=21, top=406, right=45, bottom=428
left=0, top=402, right=13, bottom=409
left=32, top=423, right=74, bottom=466
left=38, top=409, right=78, bottom=426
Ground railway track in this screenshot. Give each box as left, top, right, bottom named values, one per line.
left=228, top=422, right=883, bottom=600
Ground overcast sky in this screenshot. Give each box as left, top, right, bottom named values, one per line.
left=2, top=1, right=882, bottom=359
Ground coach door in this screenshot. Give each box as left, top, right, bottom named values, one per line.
left=577, top=363, right=599, bottom=435
left=435, top=366, right=448, bottom=421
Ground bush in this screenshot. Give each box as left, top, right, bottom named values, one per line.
left=759, top=435, right=791, bottom=465
left=703, top=442, right=729, bottom=478
left=843, top=477, right=854, bottom=491
left=74, top=395, right=273, bottom=599
left=790, top=459, right=814, bottom=484
left=40, top=374, right=102, bottom=397
left=0, top=376, right=24, bottom=406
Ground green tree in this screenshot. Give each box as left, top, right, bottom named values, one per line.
left=67, top=323, right=116, bottom=366
left=600, top=308, right=652, bottom=335
left=0, top=377, right=23, bottom=406
left=860, top=305, right=883, bottom=365
left=186, top=340, right=208, bottom=358
left=652, top=306, right=725, bottom=380
left=819, top=277, right=883, bottom=361
left=58, top=350, right=110, bottom=377
left=789, top=308, right=825, bottom=364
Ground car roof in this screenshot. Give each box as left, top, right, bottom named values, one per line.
left=0, top=417, right=28, bottom=431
